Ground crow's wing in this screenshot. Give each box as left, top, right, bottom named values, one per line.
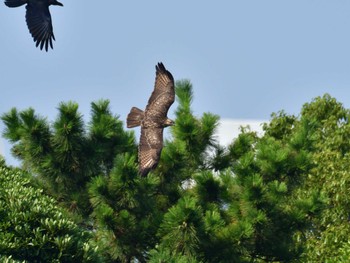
left=145, top=63, right=175, bottom=121
left=138, top=127, right=163, bottom=176
left=25, top=3, right=55, bottom=51
left=4, top=0, right=27, bottom=8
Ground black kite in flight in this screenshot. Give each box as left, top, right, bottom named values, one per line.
left=127, top=62, right=175, bottom=176
left=4, top=0, right=63, bottom=51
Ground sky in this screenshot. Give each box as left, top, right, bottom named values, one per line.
left=1, top=1, right=350, bottom=165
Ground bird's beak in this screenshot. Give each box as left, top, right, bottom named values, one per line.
left=165, top=119, right=175, bottom=127
left=55, top=1, right=64, bottom=6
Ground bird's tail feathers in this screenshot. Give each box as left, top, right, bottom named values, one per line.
left=127, top=107, right=144, bottom=128
left=4, top=0, right=26, bottom=8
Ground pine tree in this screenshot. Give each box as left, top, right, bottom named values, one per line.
left=147, top=81, right=321, bottom=262
left=1, top=81, right=328, bottom=262
left=1, top=100, right=136, bottom=218
left=87, top=81, right=221, bottom=262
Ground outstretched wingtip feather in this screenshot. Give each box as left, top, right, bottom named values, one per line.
left=4, top=0, right=26, bottom=8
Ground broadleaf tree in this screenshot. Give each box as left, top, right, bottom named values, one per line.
left=0, top=157, right=101, bottom=262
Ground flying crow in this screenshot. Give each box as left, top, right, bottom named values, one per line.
left=4, top=0, right=63, bottom=51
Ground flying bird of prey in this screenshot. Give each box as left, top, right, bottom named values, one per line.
left=127, top=62, right=175, bottom=177
left=4, top=0, right=63, bottom=51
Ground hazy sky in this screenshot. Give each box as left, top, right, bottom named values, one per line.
left=1, top=1, right=350, bottom=165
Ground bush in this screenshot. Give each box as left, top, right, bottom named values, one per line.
left=0, top=158, right=101, bottom=262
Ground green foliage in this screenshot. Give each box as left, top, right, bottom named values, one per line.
left=0, top=159, right=101, bottom=262
left=298, top=95, right=350, bottom=262
left=171, top=80, right=220, bottom=170
left=147, top=82, right=321, bottom=262
left=1, top=100, right=136, bottom=217
left=260, top=94, right=350, bottom=262
left=148, top=247, right=201, bottom=263
left=158, top=196, right=202, bottom=257
left=3, top=81, right=348, bottom=262
left=89, top=153, right=161, bottom=262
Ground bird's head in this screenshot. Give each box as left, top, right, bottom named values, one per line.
left=164, top=118, right=175, bottom=127
left=50, top=0, right=63, bottom=6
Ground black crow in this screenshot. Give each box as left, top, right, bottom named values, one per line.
left=5, top=0, right=63, bottom=51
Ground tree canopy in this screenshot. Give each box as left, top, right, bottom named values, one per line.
left=1, top=82, right=350, bottom=262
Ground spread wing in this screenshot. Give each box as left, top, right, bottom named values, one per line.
left=25, top=3, right=55, bottom=51
left=4, top=0, right=27, bottom=8
left=145, top=62, right=175, bottom=120
left=139, top=127, right=163, bottom=176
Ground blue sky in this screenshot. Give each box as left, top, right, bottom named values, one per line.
left=1, top=1, right=350, bottom=164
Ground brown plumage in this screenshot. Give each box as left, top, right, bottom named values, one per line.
left=127, top=62, right=175, bottom=176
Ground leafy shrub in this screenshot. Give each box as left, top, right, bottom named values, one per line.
left=0, top=158, right=101, bottom=262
